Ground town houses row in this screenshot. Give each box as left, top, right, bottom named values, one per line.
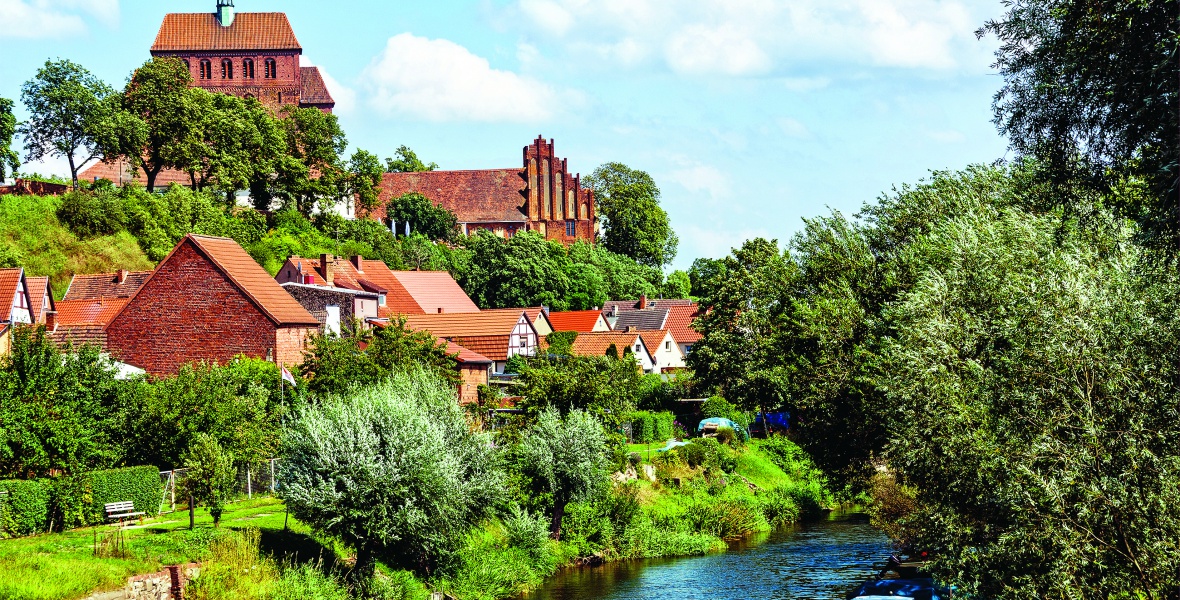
left=0, top=234, right=702, bottom=403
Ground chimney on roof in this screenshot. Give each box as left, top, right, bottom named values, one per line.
left=626, top=326, right=635, bottom=333
left=320, top=254, right=335, bottom=287
left=116, top=269, right=128, bottom=285
left=437, top=307, right=444, bottom=314
left=351, top=256, right=364, bottom=273
left=216, top=0, right=235, bottom=27
left=638, top=294, right=648, bottom=310
left=45, top=310, right=57, bottom=333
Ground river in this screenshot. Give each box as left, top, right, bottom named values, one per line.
left=523, top=513, right=890, bottom=600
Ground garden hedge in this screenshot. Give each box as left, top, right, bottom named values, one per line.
left=630, top=411, right=675, bottom=444
left=0, top=479, right=51, bottom=537
left=85, top=466, right=162, bottom=523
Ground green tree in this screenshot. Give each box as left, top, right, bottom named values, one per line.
left=384, top=145, right=438, bottom=173
left=386, top=192, right=459, bottom=241
left=688, top=257, right=726, bottom=299
left=275, top=106, right=348, bottom=217
left=181, top=433, right=236, bottom=527
left=461, top=231, right=572, bottom=309
left=280, top=369, right=502, bottom=584
left=982, top=0, right=1179, bottom=251
left=585, top=163, right=678, bottom=268
left=515, top=355, right=639, bottom=429
left=119, top=57, right=195, bottom=193
left=517, top=407, right=608, bottom=539
left=0, top=98, right=19, bottom=180
left=662, top=269, right=691, bottom=299
left=348, top=149, right=384, bottom=211
left=18, top=59, right=116, bottom=188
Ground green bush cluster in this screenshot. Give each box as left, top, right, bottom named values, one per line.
left=629, top=411, right=674, bottom=444
left=0, top=467, right=161, bottom=536
left=701, top=396, right=750, bottom=428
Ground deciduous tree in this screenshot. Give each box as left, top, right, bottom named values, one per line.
left=517, top=407, right=608, bottom=539
left=0, top=98, right=19, bottom=180
left=384, top=145, right=438, bottom=173
left=586, top=163, right=678, bottom=268
left=18, top=60, right=116, bottom=188
left=386, top=192, right=458, bottom=241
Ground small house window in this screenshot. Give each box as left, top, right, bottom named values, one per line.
left=635, top=344, right=641, bottom=352
left=264, top=58, right=277, bottom=79
left=243, top=58, right=255, bottom=78
left=183, top=59, right=190, bottom=71
left=221, top=59, right=233, bottom=79
left=565, top=221, right=576, bottom=237
left=199, top=60, right=212, bottom=80
left=665, top=341, right=671, bottom=351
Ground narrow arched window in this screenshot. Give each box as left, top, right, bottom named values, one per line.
left=199, top=60, right=212, bottom=80
left=221, top=59, right=234, bottom=79
left=264, top=58, right=277, bottom=79
left=183, top=59, right=191, bottom=72
left=243, top=58, right=255, bottom=79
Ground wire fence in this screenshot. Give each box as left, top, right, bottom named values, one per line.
left=159, top=458, right=281, bottom=514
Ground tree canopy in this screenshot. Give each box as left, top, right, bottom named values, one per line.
left=585, top=162, right=678, bottom=268
left=386, top=192, right=458, bottom=241
left=18, top=60, right=116, bottom=188
left=385, top=145, right=438, bottom=173
left=0, top=98, right=19, bottom=180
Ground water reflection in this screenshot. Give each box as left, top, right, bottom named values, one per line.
left=525, top=514, right=889, bottom=600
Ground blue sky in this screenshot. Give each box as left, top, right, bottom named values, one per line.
left=0, top=0, right=1011, bottom=270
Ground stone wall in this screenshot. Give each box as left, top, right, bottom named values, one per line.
left=84, top=564, right=200, bottom=600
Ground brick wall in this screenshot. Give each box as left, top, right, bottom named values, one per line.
left=457, top=363, right=489, bottom=405
left=275, top=326, right=314, bottom=370
left=156, top=51, right=302, bottom=110
left=106, top=239, right=282, bottom=376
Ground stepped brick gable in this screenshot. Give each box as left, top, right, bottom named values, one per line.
left=361, top=136, right=597, bottom=245
left=106, top=234, right=319, bottom=375
left=149, top=1, right=334, bottom=113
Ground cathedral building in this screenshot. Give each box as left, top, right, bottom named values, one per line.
left=360, top=137, right=598, bottom=246
left=149, top=0, right=334, bottom=113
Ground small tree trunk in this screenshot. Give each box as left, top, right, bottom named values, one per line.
left=146, top=166, right=160, bottom=193
left=550, top=499, right=567, bottom=541
left=350, top=544, right=377, bottom=592
left=188, top=495, right=195, bottom=530
left=68, top=154, right=78, bottom=190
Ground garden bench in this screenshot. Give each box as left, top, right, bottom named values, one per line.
left=104, top=501, right=145, bottom=523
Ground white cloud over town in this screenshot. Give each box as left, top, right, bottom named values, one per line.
left=511, top=0, right=987, bottom=76
left=0, top=0, right=118, bottom=38
left=362, top=33, right=573, bottom=123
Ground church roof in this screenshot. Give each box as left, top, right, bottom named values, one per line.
left=374, top=170, right=527, bottom=224
left=299, top=67, right=334, bottom=106
left=151, top=13, right=302, bottom=53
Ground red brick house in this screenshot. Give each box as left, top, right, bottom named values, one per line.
left=360, top=136, right=597, bottom=245
left=106, top=234, right=320, bottom=375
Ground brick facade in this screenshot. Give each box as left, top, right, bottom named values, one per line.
left=106, top=238, right=316, bottom=375
left=457, top=363, right=488, bottom=405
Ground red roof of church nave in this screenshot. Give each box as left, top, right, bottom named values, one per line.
left=151, top=13, right=302, bottom=53
left=372, top=170, right=527, bottom=224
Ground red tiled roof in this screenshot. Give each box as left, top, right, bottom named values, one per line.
left=50, top=325, right=106, bottom=349
left=299, top=67, right=334, bottom=106
left=443, top=335, right=510, bottom=362
left=547, top=310, right=609, bottom=333
left=483, top=307, right=551, bottom=332
left=0, top=269, right=22, bottom=322
left=570, top=331, right=651, bottom=361
left=445, top=341, right=492, bottom=365
left=54, top=298, right=129, bottom=327
left=403, top=310, right=531, bottom=338
left=388, top=271, right=480, bottom=316
left=63, top=271, right=153, bottom=301
left=78, top=158, right=192, bottom=189
left=25, top=276, right=51, bottom=323
left=639, top=330, right=676, bottom=353
left=151, top=13, right=302, bottom=52
left=367, top=170, right=527, bottom=224
left=157, top=235, right=319, bottom=327
left=664, top=304, right=703, bottom=345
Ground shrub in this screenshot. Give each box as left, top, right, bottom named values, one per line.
left=186, top=528, right=277, bottom=600
left=676, top=442, right=708, bottom=468
left=630, top=411, right=655, bottom=443
left=182, top=434, right=236, bottom=527
left=270, top=564, right=350, bottom=600
left=701, top=396, right=748, bottom=428
left=758, top=486, right=802, bottom=527
left=57, top=190, right=127, bottom=238
left=652, top=411, right=674, bottom=442
left=0, top=479, right=51, bottom=537
left=86, top=466, right=162, bottom=523
left=504, top=505, right=552, bottom=564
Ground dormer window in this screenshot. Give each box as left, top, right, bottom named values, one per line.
left=199, top=60, right=212, bottom=80
left=243, top=58, right=255, bottom=79
left=221, top=59, right=234, bottom=79
left=378, top=294, right=387, bottom=307
left=264, top=58, right=277, bottom=79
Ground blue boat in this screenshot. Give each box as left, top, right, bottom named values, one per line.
left=845, top=556, right=953, bottom=600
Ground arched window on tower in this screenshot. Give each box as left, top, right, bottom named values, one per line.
left=221, top=59, right=234, bottom=79
left=243, top=58, right=255, bottom=79
left=183, top=59, right=190, bottom=72
left=199, top=60, right=212, bottom=80
left=264, top=58, right=277, bottom=79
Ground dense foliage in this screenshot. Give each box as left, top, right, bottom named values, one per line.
left=0, top=98, right=17, bottom=180
left=584, top=163, right=678, bottom=268
left=516, top=408, right=608, bottom=539
left=17, top=59, right=116, bottom=187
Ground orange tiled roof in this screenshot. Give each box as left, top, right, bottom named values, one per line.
left=50, top=325, right=107, bottom=349
left=176, top=235, right=319, bottom=327
left=0, top=268, right=23, bottom=322
left=445, top=335, right=510, bottom=362
left=388, top=271, right=480, bottom=316
left=547, top=310, right=609, bottom=333
left=299, top=67, right=334, bottom=106
left=483, top=307, right=551, bottom=331
left=403, top=310, right=531, bottom=338
left=444, top=341, right=492, bottom=365
left=639, top=330, right=675, bottom=353
left=570, top=331, right=651, bottom=361
left=63, top=271, right=153, bottom=301
left=664, top=304, right=703, bottom=344
left=54, top=298, right=130, bottom=327
left=25, top=276, right=51, bottom=323
left=367, top=169, right=527, bottom=224
left=151, top=13, right=302, bottom=52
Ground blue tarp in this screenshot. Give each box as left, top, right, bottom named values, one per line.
left=755, top=411, right=791, bottom=429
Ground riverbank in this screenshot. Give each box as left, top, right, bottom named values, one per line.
left=0, top=437, right=830, bottom=600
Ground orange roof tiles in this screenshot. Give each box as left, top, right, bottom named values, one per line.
left=54, top=298, right=130, bottom=327
left=50, top=325, right=106, bottom=349
left=181, top=235, right=319, bottom=327
left=369, top=170, right=527, bottom=224
left=547, top=310, right=609, bottom=333
left=664, top=304, right=703, bottom=344
left=299, top=67, right=334, bottom=106
left=25, top=276, right=51, bottom=323
left=281, top=257, right=478, bottom=318
left=151, top=13, right=302, bottom=52
left=443, top=336, right=510, bottom=362
left=402, top=310, right=530, bottom=338
left=570, top=331, right=651, bottom=361
left=64, top=270, right=153, bottom=301
left=444, top=341, right=492, bottom=365
left=388, top=271, right=480, bottom=315
left=0, top=268, right=23, bottom=322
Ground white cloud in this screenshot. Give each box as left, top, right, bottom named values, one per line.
left=512, top=0, right=985, bottom=77
left=362, top=33, right=570, bottom=123
left=670, top=164, right=731, bottom=200
left=0, top=0, right=118, bottom=38
left=317, top=69, right=356, bottom=116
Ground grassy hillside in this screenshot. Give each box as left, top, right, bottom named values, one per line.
left=0, top=194, right=153, bottom=298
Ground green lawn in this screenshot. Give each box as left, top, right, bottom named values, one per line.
left=626, top=442, right=672, bottom=463
left=0, top=497, right=335, bottom=600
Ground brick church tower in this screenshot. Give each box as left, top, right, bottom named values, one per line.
left=149, top=0, right=334, bottom=112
